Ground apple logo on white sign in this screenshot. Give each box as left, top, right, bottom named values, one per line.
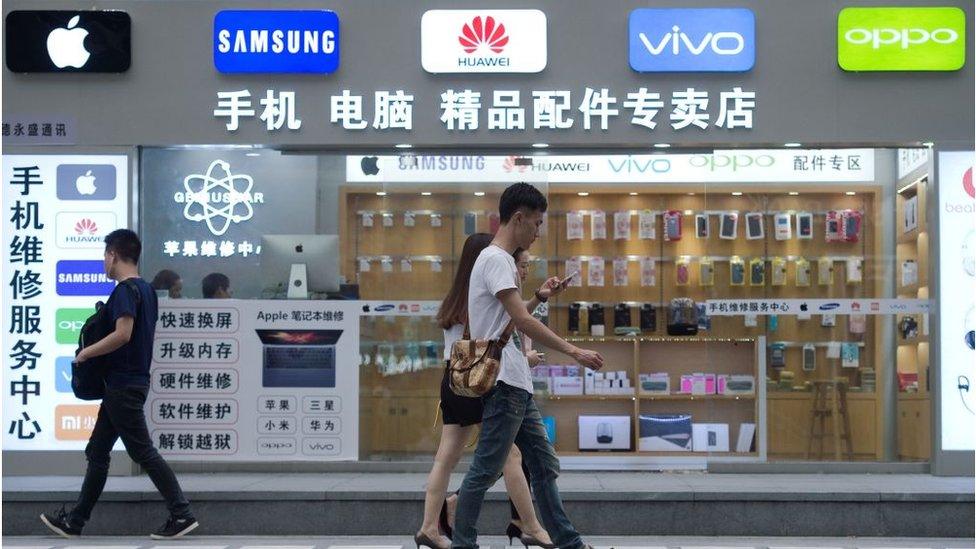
left=47, top=15, right=91, bottom=69
left=75, top=170, right=97, bottom=195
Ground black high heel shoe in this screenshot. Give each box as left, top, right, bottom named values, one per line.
left=438, top=498, right=453, bottom=540
left=506, top=522, right=556, bottom=548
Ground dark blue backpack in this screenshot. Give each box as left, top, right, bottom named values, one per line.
left=72, top=279, right=140, bottom=400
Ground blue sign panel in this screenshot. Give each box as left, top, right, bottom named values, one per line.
left=629, top=8, right=755, bottom=72
left=214, top=10, right=340, bottom=74
left=56, top=260, right=116, bottom=296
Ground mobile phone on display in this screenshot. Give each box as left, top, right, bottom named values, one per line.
left=746, top=213, right=764, bottom=240
left=560, top=270, right=580, bottom=288
left=720, top=212, right=738, bottom=240
left=696, top=214, right=709, bottom=239
left=463, top=212, right=477, bottom=236
left=797, top=212, right=813, bottom=239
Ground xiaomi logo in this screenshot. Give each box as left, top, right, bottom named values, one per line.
left=55, top=404, right=99, bottom=440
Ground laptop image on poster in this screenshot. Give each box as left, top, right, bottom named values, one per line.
left=256, top=329, right=342, bottom=388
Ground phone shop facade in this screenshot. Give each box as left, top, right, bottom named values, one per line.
left=2, top=0, right=974, bottom=476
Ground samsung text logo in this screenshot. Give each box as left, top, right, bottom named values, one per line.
left=56, top=260, right=115, bottom=296
left=214, top=10, right=340, bottom=73
left=629, top=8, right=755, bottom=72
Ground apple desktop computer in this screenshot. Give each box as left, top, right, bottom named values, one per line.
left=261, top=235, right=340, bottom=299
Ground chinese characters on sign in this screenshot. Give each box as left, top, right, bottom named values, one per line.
left=214, top=87, right=757, bottom=133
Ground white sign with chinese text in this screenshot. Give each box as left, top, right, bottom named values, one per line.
left=2, top=155, right=129, bottom=450
left=346, top=149, right=875, bottom=184
left=705, top=298, right=931, bottom=316
left=898, top=148, right=930, bottom=179
left=148, top=299, right=360, bottom=461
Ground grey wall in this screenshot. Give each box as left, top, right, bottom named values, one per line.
left=2, top=0, right=974, bottom=148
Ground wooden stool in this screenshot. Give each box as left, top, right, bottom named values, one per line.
left=807, top=380, right=854, bottom=460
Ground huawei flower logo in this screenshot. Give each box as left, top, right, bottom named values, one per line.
left=459, top=16, right=509, bottom=54
left=964, top=167, right=974, bottom=199
left=74, top=218, right=98, bottom=235
left=503, top=156, right=527, bottom=173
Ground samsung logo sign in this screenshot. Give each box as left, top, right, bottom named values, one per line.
left=214, top=10, right=340, bottom=73
left=56, top=260, right=115, bottom=296
left=629, top=8, right=755, bottom=72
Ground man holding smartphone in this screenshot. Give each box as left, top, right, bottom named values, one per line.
left=452, top=183, right=604, bottom=549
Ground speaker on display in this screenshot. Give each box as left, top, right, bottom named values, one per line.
left=589, top=303, right=605, bottom=336
left=568, top=302, right=581, bottom=334
left=614, top=303, right=632, bottom=329
left=640, top=303, right=656, bottom=333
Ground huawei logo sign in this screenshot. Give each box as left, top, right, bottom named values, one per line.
left=503, top=156, right=527, bottom=173
left=459, top=16, right=509, bottom=54
left=74, top=218, right=98, bottom=235
left=964, top=167, right=974, bottom=199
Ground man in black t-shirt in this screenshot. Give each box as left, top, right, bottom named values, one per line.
left=41, top=229, right=198, bottom=540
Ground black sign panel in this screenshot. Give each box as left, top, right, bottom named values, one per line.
left=5, top=11, right=130, bottom=73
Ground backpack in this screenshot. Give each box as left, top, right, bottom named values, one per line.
left=667, top=298, right=699, bottom=336
left=72, top=279, right=141, bottom=401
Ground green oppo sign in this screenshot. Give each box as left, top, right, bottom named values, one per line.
left=838, top=7, right=966, bottom=71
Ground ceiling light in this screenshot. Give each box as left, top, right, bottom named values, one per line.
left=922, top=141, right=934, bottom=148
left=683, top=209, right=694, bottom=215
left=532, top=143, right=549, bottom=149
left=421, top=192, right=432, bottom=196
left=629, top=192, right=639, bottom=196
left=788, top=191, right=800, bottom=196
left=395, top=143, right=412, bottom=149
left=732, top=192, right=743, bottom=196
left=245, top=152, right=260, bottom=157
left=474, top=191, right=486, bottom=197
left=687, top=192, right=696, bottom=196
left=784, top=142, right=802, bottom=148
left=376, top=191, right=387, bottom=196
left=846, top=191, right=857, bottom=196
left=653, top=143, right=671, bottom=149
left=578, top=192, right=590, bottom=197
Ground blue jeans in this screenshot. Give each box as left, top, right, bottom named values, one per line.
left=452, top=382, right=582, bottom=549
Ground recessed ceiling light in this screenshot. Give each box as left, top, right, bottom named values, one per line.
left=474, top=191, right=486, bottom=197
left=846, top=191, right=857, bottom=196
left=421, top=192, right=432, bottom=196
left=578, top=192, right=590, bottom=197
left=245, top=152, right=260, bottom=157
left=687, top=192, right=696, bottom=196
left=376, top=191, right=387, bottom=196
left=683, top=209, right=694, bottom=215
left=732, top=192, right=743, bottom=196
left=395, top=143, right=412, bottom=149
left=653, top=143, right=671, bottom=149
left=922, top=141, right=934, bottom=147
left=532, top=143, right=549, bottom=148
left=784, top=142, right=802, bottom=148
left=629, top=192, right=639, bottom=196
left=788, top=191, right=800, bottom=196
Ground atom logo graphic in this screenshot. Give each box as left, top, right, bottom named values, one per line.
left=182, top=160, right=256, bottom=236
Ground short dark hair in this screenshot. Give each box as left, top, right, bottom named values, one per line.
left=151, top=269, right=181, bottom=290
left=202, top=272, right=230, bottom=298
left=499, top=183, right=547, bottom=223
left=104, top=229, right=141, bottom=264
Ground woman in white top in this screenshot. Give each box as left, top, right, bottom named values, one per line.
left=417, top=234, right=554, bottom=549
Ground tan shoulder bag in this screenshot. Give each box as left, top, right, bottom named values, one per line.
left=447, top=321, right=516, bottom=398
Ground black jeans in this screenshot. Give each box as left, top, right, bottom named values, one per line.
left=69, top=385, right=191, bottom=525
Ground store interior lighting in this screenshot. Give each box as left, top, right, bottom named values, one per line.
left=578, top=192, right=590, bottom=197
left=789, top=191, right=800, bottom=196
left=653, top=143, right=671, bottom=148
left=532, top=143, right=550, bottom=148
left=394, top=143, right=413, bottom=149
left=784, top=142, right=802, bottom=147
left=629, top=192, right=639, bottom=196
left=846, top=191, right=857, bottom=196
left=421, top=192, right=432, bottom=196
left=474, top=191, right=486, bottom=197
left=376, top=191, right=387, bottom=196
left=732, top=192, right=743, bottom=196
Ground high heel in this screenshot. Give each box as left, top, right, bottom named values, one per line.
left=414, top=532, right=450, bottom=549
left=508, top=522, right=556, bottom=549
left=439, top=498, right=453, bottom=539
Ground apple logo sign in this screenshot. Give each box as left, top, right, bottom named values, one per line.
left=47, top=15, right=91, bottom=69
left=800, top=303, right=808, bottom=312
left=361, top=156, right=380, bottom=176
left=75, top=170, right=97, bottom=196
left=295, top=244, right=304, bottom=254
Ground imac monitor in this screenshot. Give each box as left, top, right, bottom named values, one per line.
left=261, top=234, right=340, bottom=298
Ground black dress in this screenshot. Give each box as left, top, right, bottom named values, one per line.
left=439, top=361, right=484, bottom=427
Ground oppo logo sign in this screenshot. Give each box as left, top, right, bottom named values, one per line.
left=690, top=153, right=774, bottom=172
left=838, top=7, right=966, bottom=72
left=843, top=27, right=958, bottom=49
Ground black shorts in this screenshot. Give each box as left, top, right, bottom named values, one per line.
left=439, top=364, right=484, bottom=427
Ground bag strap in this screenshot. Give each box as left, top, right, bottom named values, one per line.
left=496, top=320, right=516, bottom=347
left=119, top=278, right=142, bottom=321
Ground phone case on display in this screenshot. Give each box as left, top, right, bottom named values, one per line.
left=768, top=314, right=778, bottom=332
left=797, top=212, right=814, bottom=239
left=614, top=211, right=631, bottom=240
left=818, top=258, right=834, bottom=285
left=640, top=304, right=657, bottom=332
left=821, top=313, right=837, bottom=327
left=899, top=316, right=919, bottom=339
left=464, top=212, right=477, bottom=236
left=744, top=314, right=758, bottom=328
left=770, top=343, right=787, bottom=369
left=720, top=212, right=739, bottom=240
left=591, top=210, right=607, bottom=240
left=849, top=313, right=867, bottom=334
left=696, top=214, right=709, bottom=239
left=846, top=258, right=863, bottom=284
left=614, top=303, right=632, bottom=329
left=667, top=298, right=699, bottom=336
left=841, top=210, right=862, bottom=242
left=402, top=210, right=415, bottom=227
left=639, top=210, right=656, bottom=239
left=825, top=211, right=841, bottom=242
left=664, top=210, right=682, bottom=241
left=382, top=213, right=394, bottom=227
left=774, top=213, right=792, bottom=240
left=802, top=344, right=817, bottom=371
left=567, top=211, right=584, bottom=240
left=697, top=304, right=711, bottom=331
left=730, top=257, right=746, bottom=286
left=771, top=257, right=787, bottom=286
left=749, top=258, right=765, bottom=286
left=588, top=303, right=605, bottom=336
left=568, top=303, right=581, bottom=334
left=676, top=258, right=691, bottom=285
left=746, top=212, right=765, bottom=240
left=699, top=258, right=715, bottom=286
left=795, top=257, right=811, bottom=286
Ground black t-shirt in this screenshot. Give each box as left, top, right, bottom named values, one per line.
left=104, top=277, right=157, bottom=388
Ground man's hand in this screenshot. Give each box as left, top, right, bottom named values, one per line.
left=570, top=347, right=604, bottom=371
left=74, top=349, right=89, bottom=364
left=526, top=349, right=545, bottom=367
left=537, top=276, right=567, bottom=300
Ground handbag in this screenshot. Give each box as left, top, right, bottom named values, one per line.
left=72, top=279, right=141, bottom=401
left=447, top=320, right=516, bottom=398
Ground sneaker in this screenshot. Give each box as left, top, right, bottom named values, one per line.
left=39, top=505, right=82, bottom=539
left=150, top=515, right=199, bottom=539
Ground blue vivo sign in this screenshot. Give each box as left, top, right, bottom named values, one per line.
left=214, top=10, right=340, bottom=73
left=629, top=8, right=755, bottom=72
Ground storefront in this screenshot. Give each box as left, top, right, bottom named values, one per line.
left=2, top=0, right=973, bottom=475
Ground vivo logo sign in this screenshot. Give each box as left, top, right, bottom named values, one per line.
left=213, top=10, right=339, bottom=73
left=629, top=8, right=755, bottom=72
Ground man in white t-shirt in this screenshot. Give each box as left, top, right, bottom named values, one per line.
left=452, top=183, right=603, bottom=549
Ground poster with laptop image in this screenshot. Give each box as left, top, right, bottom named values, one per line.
left=149, top=299, right=359, bottom=461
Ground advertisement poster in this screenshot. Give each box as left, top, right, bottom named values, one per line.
left=2, top=155, right=129, bottom=450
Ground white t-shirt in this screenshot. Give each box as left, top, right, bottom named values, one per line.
left=443, top=324, right=464, bottom=360
left=468, top=245, right=533, bottom=394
